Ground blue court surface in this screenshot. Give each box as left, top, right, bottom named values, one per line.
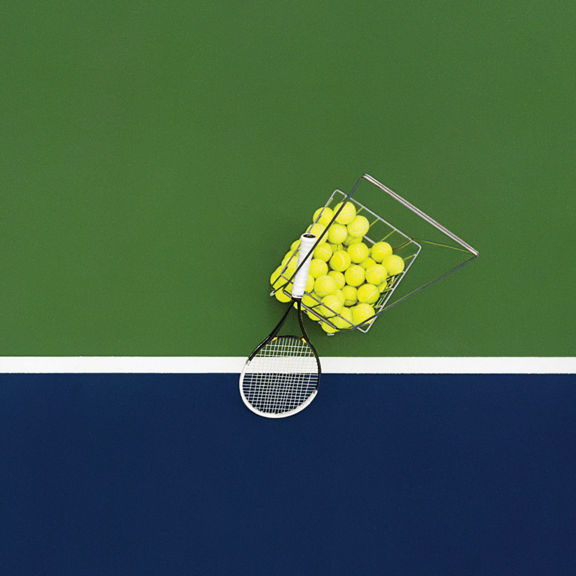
left=2, top=373, right=575, bottom=576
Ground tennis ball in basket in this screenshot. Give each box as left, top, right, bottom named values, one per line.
left=313, top=206, right=334, bottom=226
left=381, top=254, right=405, bottom=275
left=344, top=264, right=365, bottom=287
left=302, top=293, right=320, bottom=308
left=320, top=294, right=343, bottom=318
left=278, top=257, right=296, bottom=278
left=328, top=223, right=348, bottom=245
left=360, top=257, right=376, bottom=270
left=347, top=215, right=370, bottom=237
left=284, top=258, right=297, bottom=277
left=371, top=241, right=393, bottom=262
left=378, top=279, right=388, bottom=293
left=320, top=320, right=339, bottom=334
left=329, top=250, right=351, bottom=272
left=334, top=201, right=357, bottom=224
left=327, top=243, right=342, bottom=257
left=314, top=274, right=337, bottom=297
left=343, top=234, right=362, bottom=246
left=365, top=264, right=388, bottom=286
left=313, top=243, right=333, bottom=262
left=333, top=306, right=353, bottom=329
left=328, top=271, right=345, bottom=290
left=334, top=289, right=346, bottom=305
left=290, top=239, right=301, bottom=251
left=270, top=266, right=283, bottom=289
left=275, top=287, right=292, bottom=303
left=357, top=284, right=379, bottom=304
left=308, top=223, right=327, bottom=243
left=347, top=242, right=369, bottom=263
left=342, top=285, right=357, bottom=306
left=281, top=252, right=292, bottom=266
left=352, top=303, right=375, bottom=326
left=307, top=307, right=323, bottom=322
left=309, top=259, right=328, bottom=278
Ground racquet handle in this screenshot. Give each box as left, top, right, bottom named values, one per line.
left=291, top=233, right=317, bottom=299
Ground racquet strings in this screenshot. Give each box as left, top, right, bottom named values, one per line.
left=241, top=335, right=319, bottom=415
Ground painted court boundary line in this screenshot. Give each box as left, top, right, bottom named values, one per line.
left=0, top=357, right=574, bottom=374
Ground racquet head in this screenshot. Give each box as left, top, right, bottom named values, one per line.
left=239, top=333, right=320, bottom=418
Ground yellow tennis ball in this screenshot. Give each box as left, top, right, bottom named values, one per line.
left=270, top=266, right=284, bottom=289
left=334, top=289, right=346, bottom=305
left=281, top=252, right=293, bottom=266
left=357, top=283, right=379, bottom=304
left=327, top=243, right=342, bottom=258
left=344, top=264, right=365, bottom=287
left=347, top=215, right=370, bottom=237
left=314, top=274, right=337, bottom=297
left=290, top=239, right=301, bottom=251
left=360, top=257, right=376, bottom=270
left=347, top=242, right=369, bottom=263
left=333, top=306, right=353, bottom=329
left=313, top=206, right=334, bottom=226
left=329, top=250, right=351, bottom=272
left=343, top=234, right=362, bottom=246
left=313, top=243, right=333, bottom=262
left=342, top=285, right=357, bottom=306
left=328, top=271, right=345, bottom=290
left=378, top=279, right=388, bottom=293
left=334, top=201, right=357, bottom=224
left=279, top=258, right=297, bottom=279
left=381, top=254, right=405, bottom=275
left=371, top=242, right=393, bottom=262
left=308, top=223, right=327, bottom=243
left=365, top=264, right=388, bottom=285
left=352, top=303, right=375, bottom=326
left=302, top=293, right=320, bottom=308
left=305, top=306, right=324, bottom=322
left=327, top=223, right=348, bottom=244
left=319, top=294, right=343, bottom=318
left=309, top=259, right=328, bottom=278
left=275, top=287, right=292, bottom=303
left=320, top=320, right=339, bottom=334
left=307, top=308, right=323, bottom=322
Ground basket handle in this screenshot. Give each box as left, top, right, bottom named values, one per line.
left=362, top=174, right=479, bottom=257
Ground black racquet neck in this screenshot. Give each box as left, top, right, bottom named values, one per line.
left=268, top=301, right=294, bottom=339
left=295, top=300, right=311, bottom=342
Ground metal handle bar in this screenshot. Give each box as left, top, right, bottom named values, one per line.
left=362, top=174, right=479, bottom=257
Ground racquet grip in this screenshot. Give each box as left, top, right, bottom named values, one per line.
left=291, top=233, right=316, bottom=299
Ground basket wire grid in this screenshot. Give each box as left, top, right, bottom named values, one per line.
left=272, top=174, right=478, bottom=334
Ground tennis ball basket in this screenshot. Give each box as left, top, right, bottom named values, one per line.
left=270, top=174, right=478, bottom=335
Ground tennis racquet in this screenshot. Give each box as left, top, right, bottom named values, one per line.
left=240, top=233, right=321, bottom=418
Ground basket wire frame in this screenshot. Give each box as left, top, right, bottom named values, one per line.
left=271, top=174, right=478, bottom=334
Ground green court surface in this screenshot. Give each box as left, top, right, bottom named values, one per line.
left=1, top=2, right=574, bottom=356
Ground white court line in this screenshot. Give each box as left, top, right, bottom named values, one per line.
left=0, top=357, right=574, bottom=374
